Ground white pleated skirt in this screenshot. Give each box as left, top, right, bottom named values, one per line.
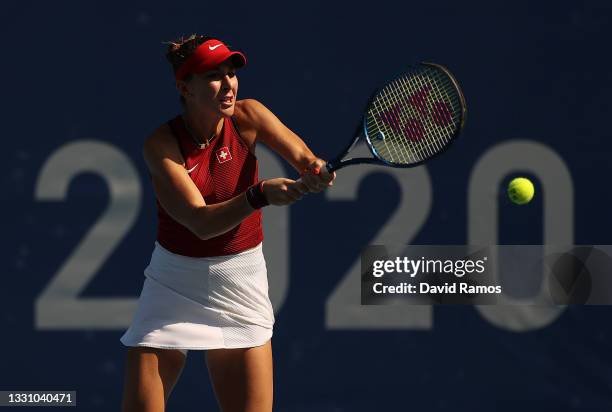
left=120, top=241, right=274, bottom=354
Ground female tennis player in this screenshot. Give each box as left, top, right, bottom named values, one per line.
left=119, top=34, right=335, bottom=411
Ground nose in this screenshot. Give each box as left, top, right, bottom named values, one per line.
left=221, top=74, right=233, bottom=88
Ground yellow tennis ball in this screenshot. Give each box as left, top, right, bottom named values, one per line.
left=507, top=177, right=534, bottom=205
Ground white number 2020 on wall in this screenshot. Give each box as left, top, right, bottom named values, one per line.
left=35, top=139, right=573, bottom=332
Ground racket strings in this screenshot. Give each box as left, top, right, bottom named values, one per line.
left=404, top=69, right=460, bottom=155
left=371, top=96, right=415, bottom=164
left=365, top=65, right=464, bottom=165
left=402, top=72, right=455, bottom=157
left=395, top=71, right=441, bottom=160
left=369, top=73, right=420, bottom=163
left=392, top=76, right=439, bottom=160
left=378, top=71, right=453, bottom=161
left=370, top=92, right=417, bottom=164
left=379, top=83, right=423, bottom=162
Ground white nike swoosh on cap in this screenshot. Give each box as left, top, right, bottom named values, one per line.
left=186, top=164, right=199, bottom=173
left=208, top=44, right=222, bottom=50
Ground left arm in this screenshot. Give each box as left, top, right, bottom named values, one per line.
left=234, top=99, right=335, bottom=191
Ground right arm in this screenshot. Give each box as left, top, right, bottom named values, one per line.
left=143, top=125, right=304, bottom=241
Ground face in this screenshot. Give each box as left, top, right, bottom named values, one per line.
left=178, top=61, right=238, bottom=117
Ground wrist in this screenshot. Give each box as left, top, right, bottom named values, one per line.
left=246, top=180, right=269, bottom=209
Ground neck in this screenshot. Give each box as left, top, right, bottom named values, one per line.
left=183, top=107, right=224, bottom=144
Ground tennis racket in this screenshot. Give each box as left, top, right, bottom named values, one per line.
left=315, top=62, right=466, bottom=174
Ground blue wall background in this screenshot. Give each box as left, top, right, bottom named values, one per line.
left=3, top=0, right=612, bottom=410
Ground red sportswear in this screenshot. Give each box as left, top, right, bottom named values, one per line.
left=155, top=115, right=263, bottom=257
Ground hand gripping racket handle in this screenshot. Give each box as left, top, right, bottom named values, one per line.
left=295, top=161, right=332, bottom=184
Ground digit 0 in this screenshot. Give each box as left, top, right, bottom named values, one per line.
left=468, top=140, right=573, bottom=332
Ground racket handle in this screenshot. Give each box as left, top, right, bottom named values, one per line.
left=325, top=160, right=338, bottom=173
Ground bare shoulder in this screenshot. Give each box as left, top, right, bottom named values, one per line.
left=143, top=123, right=184, bottom=173
left=233, top=99, right=264, bottom=147
left=233, top=99, right=268, bottom=128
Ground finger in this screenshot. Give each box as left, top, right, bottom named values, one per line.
left=292, top=181, right=309, bottom=194
left=285, top=186, right=303, bottom=200
left=316, top=171, right=335, bottom=187
left=306, top=180, right=324, bottom=193
left=301, top=174, right=320, bottom=192
left=327, top=172, right=336, bottom=186
left=308, top=169, right=328, bottom=183
left=286, top=192, right=301, bottom=201
left=291, top=183, right=308, bottom=196
left=319, top=171, right=334, bottom=183
left=312, top=180, right=328, bottom=191
left=305, top=160, right=325, bottom=178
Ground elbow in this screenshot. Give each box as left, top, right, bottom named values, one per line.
left=193, top=229, right=215, bottom=241
left=194, top=225, right=229, bottom=241
left=187, top=206, right=230, bottom=241
left=190, top=224, right=209, bottom=240
left=185, top=206, right=215, bottom=241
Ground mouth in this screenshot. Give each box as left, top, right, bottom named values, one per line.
left=219, top=95, right=234, bottom=106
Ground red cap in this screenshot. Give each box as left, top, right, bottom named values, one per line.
left=175, top=39, right=247, bottom=81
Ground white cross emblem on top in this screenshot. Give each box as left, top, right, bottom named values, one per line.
left=216, top=146, right=232, bottom=163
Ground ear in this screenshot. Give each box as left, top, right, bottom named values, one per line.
left=176, top=79, right=192, bottom=99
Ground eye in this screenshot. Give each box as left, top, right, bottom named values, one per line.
left=227, top=71, right=236, bottom=78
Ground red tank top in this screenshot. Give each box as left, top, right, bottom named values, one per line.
left=155, top=114, right=263, bottom=257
